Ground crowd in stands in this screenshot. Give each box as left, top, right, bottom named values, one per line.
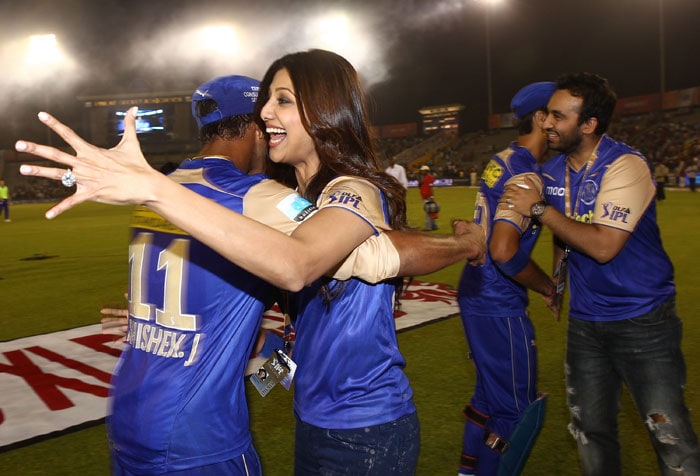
left=4, top=109, right=700, bottom=202
left=374, top=130, right=494, bottom=185
left=611, top=111, right=700, bottom=187
left=8, top=176, right=73, bottom=202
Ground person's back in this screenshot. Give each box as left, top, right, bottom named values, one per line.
left=456, top=81, right=556, bottom=476
left=109, top=75, right=269, bottom=475
left=458, top=144, right=542, bottom=314
left=110, top=158, right=271, bottom=473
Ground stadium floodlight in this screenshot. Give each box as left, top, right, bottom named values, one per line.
left=22, top=33, right=78, bottom=83
left=26, top=34, right=63, bottom=66
left=26, top=34, right=59, bottom=63
left=308, top=13, right=351, bottom=52
left=302, top=10, right=386, bottom=86
left=25, top=34, right=68, bottom=145
left=658, top=0, right=666, bottom=95
left=197, top=25, right=240, bottom=55
left=473, top=0, right=507, bottom=116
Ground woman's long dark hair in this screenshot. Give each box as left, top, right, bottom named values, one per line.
left=255, top=49, right=407, bottom=231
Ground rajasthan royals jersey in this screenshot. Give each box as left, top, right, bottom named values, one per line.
left=458, top=144, right=542, bottom=316
left=291, top=177, right=416, bottom=429
left=541, top=135, right=675, bottom=321
left=109, top=157, right=311, bottom=474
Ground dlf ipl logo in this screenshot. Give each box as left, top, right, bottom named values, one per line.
left=328, top=190, right=363, bottom=209
left=600, top=201, right=631, bottom=224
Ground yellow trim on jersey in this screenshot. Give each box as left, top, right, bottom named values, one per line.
left=130, top=206, right=188, bottom=236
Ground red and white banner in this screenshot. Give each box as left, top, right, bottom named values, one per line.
left=0, top=326, right=120, bottom=449
left=0, top=280, right=458, bottom=449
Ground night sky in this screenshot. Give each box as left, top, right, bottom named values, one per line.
left=1, top=0, right=699, bottom=147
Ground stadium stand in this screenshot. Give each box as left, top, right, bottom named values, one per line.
left=4, top=107, right=700, bottom=201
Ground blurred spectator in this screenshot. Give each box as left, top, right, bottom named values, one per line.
left=0, top=179, right=10, bottom=221
left=687, top=158, right=698, bottom=192
left=469, top=166, right=478, bottom=186
left=419, top=165, right=438, bottom=231
left=654, top=161, right=669, bottom=201
left=384, top=155, right=408, bottom=189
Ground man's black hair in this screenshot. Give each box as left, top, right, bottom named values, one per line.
left=556, top=72, right=617, bottom=135
left=195, top=99, right=254, bottom=143
left=516, top=111, right=538, bottom=136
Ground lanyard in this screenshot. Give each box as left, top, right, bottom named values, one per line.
left=562, top=136, right=603, bottom=218
left=561, top=143, right=600, bottom=263
left=556, top=160, right=589, bottom=284
left=281, top=291, right=293, bottom=355
left=563, top=158, right=594, bottom=219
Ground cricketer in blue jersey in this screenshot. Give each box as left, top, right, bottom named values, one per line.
left=457, top=82, right=558, bottom=476
left=108, top=75, right=279, bottom=476
left=112, top=159, right=273, bottom=475
left=108, top=76, right=404, bottom=476
left=505, top=72, right=700, bottom=475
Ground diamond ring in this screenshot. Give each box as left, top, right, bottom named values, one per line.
left=61, top=169, right=76, bottom=187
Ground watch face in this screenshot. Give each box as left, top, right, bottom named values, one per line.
left=531, top=202, right=546, bottom=218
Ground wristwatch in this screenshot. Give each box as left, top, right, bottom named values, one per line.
left=530, top=201, right=547, bottom=219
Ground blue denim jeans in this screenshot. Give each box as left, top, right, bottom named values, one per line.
left=294, top=412, right=420, bottom=475
left=566, top=297, right=700, bottom=475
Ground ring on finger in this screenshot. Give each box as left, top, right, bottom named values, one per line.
left=61, top=169, right=76, bottom=187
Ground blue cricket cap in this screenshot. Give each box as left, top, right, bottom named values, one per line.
left=510, top=81, right=557, bottom=120
left=191, top=75, right=260, bottom=129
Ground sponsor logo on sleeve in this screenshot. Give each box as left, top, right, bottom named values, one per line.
left=328, top=190, right=363, bottom=209
left=482, top=161, right=503, bottom=188
left=277, top=193, right=317, bottom=222
left=600, top=201, right=630, bottom=224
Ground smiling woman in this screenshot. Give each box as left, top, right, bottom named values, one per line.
left=252, top=49, right=423, bottom=474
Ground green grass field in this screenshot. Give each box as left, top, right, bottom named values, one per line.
left=0, top=187, right=699, bottom=475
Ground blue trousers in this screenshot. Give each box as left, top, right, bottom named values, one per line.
left=566, top=297, right=700, bottom=475
left=294, top=412, right=420, bottom=475
left=459, top=313, right=538, bottom=475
